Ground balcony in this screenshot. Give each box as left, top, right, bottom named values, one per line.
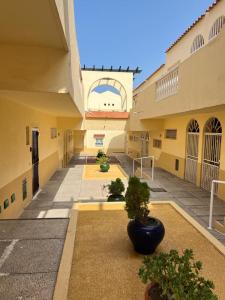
left=132, top=28, right=225, bottom=120
left=155, top=68, right=179, bottom=100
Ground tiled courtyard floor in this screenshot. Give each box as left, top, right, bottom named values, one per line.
left=0, top=154, right=224, bottom=299
left=115, top=154, right=225, bottom=245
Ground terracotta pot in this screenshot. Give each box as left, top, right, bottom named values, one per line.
left=145, top=283, right=168, bottom=300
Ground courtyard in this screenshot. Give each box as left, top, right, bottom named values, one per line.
left=0, top=154, right=225, bottom=299
left=0, top=0, right=225, bottom=299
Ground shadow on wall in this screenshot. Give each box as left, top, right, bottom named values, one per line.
left=106, top=133, right=126, bottom=156
left=73, top=132, right=126, bottom=157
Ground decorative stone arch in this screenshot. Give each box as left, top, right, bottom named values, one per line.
left=87, top=77, right=127, bottom=111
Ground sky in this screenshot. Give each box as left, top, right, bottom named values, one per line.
left=74, top=0, right=213, bottom=88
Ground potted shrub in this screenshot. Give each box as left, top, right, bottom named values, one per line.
left=105, top=178, right=125, bottom=201
left=125, top=176, right=165, bottom=254
left=97, top=156, right=110, bottom=172
left=96, top=150, right=106, bottom=160
left=139, top=249, right=218, bottom=300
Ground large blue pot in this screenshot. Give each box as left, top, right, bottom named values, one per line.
left=127, top=217, right=165, bottom=255
left=107, top=194, right=125, bottom=202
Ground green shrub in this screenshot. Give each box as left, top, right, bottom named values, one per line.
left=96, top=150, right=106, bottom=159
left=106, top=178, right=125, bottom=196
left=96, top=156, right=109, bottom=165
left=124, top=176, right=150, bottom=223
left=139, top=249, right=218, bottom=300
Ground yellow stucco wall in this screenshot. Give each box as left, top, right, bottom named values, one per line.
left=132, top=27, right=225, bottom=120
left=128, top=110, right=225, bottom=199
left=165, top=0, right=225, bottom=68
left=0, top=99, right=61, bottom=218
left=81, top=70, right=133, bottom=112
left=81, top=118, right=128, bottom=154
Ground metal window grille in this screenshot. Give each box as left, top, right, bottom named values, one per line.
left=153, top=139, right=162, bottom=149
left=155, top=68, right=179, bottom=100
left=191, top=35, right=204, bottom=53
left=209, top=16, right=225, bottom=40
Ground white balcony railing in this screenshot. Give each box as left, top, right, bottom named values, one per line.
left=155, top=68, right=179, bottom=100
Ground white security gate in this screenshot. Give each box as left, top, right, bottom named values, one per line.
left=201, top=118, right=222, bottom=193
left=141, top=132, right=149, bottom=158
left=185, top=120, right=199, bottom=184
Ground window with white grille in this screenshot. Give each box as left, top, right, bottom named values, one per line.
left=95, top=138, right=103, bottom=146
left=191, top=35, right=204, bottom=53
left=209, top=16, right=225, bottom=40
left=153, top=139, right=162, bottom=149
left=155, top=68, right=179, bottom=100
left=165, top=129, right=177, bottom=140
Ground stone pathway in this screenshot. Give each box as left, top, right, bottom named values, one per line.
left=0, top=162, right=128, bottom=299
left=0, top=166, right=84, bottom=300
left=115, top=154, right=225, bottom=245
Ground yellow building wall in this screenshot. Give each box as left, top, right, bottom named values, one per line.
left=132, top=28, right=225, bottom=121
left=0, top=99, right=61, bottom=219
left=82, top=118, right=127, bottom=155
left=147, top=110, right=225, bottom=200
left=81, top=70, right=133, bottom=112
left=165, top=0, right=225, bottom=68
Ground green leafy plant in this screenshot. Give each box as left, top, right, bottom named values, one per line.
left=139, top=249, right=218, bottom=300
left=124, top=176, right=150, bottom=224
left=96, top=156, right=109, bottom=165
left=96, top=150, right=106, bottom=159
left=105, top=178, right=125, bottom=196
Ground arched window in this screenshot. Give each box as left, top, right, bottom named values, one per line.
left=209, top=16, right=225, bottom=40
left=204, top=117, right=222, bottom=133
left=187, top=119, right=200, bottom=133
left=190, top=35, right=204, bottom=53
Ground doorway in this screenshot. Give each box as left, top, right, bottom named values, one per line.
left=32, top=129, right=39, bottom=196
left=201, top=118, right=222, bottom=193
left=185, top=120, right=200, bottom=184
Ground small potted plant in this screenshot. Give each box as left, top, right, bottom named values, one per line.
left=97, top=156, right=110, bottom=172
left=96, top=150, right=106, bottom=160
left=105, top=178, right=125, bottom=201
left=139, top=249, right=218, bottom=300
left=125, top=176, right=165, bottom=254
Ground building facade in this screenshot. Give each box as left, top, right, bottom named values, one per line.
left=0, top=0, right=83, bottom=218
left=127, top=0, right=225, bottom=200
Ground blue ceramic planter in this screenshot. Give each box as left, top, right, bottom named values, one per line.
left=107, top=194, right=125, bottom=202
left=127, top=217, right=165, bottom=255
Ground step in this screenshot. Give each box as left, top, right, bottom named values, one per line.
left=214, top=217, right=225, bottom=235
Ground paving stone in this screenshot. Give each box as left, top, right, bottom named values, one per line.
left=189, top=206, right=225, bottom=216
left=0, top=239, right=64, bottom=274
left=0, top=241, right=11, bottom=257
left=190, top=190, right=211, bottom=198
left=0, top=219, right=68, bottom=240
left=150, top=192, right=174, bottom=199
left=170, top=191, right=194, bottom=198
left=20, top=208, right=70, bottom=219
left=176, top=197, right=204, bottom=206
left=0, top=272, right=56, bottom=300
